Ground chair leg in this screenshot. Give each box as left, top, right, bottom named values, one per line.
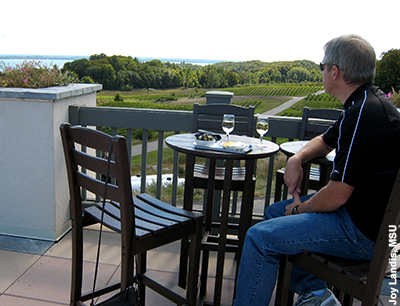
left=275, top=255, right=294, bottom=306
left=200, top=249, right=210, bottom=298
left=179, top=237, right=190, bottom=289
left=137, top=252, right=147, bottom=306
left=70, top=224, right=84, bottom=306
left=342, top=293, right=354, bottom=306
left=186, top=222, right=203, bottom=305
left=274, top=171, right=284, bottom=202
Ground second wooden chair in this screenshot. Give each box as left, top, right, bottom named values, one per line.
left=275, top=168, right=400, bottom=306
left=191, top=103, right=255, bottom=299
left=274, top=106, right=342, bottom=201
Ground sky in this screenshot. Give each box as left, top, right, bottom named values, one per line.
left=1, top=0, right=399, bottom=64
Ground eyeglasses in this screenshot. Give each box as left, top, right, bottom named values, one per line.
left=320, top=62, right=340, bottom=71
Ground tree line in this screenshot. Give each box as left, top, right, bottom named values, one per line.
left=61, top=50, right=400, bottom=93
left=62, top=54, right=323, bottom=90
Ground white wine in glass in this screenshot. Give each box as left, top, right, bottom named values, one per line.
left=222, top=114, right=235, bottom=141
left=256, top=117, right=269, bottom=147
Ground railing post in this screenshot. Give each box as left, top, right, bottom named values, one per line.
left=205, top=91, right=234, bottom=105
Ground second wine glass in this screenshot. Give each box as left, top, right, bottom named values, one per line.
left=256, top=116, right=269, bottom=147
left=222, top=114, right=235, bottom=141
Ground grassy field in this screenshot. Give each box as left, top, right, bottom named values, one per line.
left=98, top=87, right=297, bottom=114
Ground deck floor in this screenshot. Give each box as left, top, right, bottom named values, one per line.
left=0, top=197, right=396, bottom=305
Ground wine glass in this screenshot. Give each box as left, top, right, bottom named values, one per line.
left=256, top=116, right=269, bottom=147
left=222, top=114, right=235, bottom=141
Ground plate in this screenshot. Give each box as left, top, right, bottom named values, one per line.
left=194, top=141, right=252, bottom=153
left=195, top=139, right=217, bottom=147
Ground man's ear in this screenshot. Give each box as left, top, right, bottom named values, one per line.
left=332, top=65, right=341, bottom=81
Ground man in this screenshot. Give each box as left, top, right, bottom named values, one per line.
left=234, top=34, right=400, bottom=306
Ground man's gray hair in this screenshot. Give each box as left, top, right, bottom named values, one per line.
left=323, top=34, right=376, bottom=84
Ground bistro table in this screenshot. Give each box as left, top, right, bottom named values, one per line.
left=280, top=140, right=335, bottom=196
left=166, top=133, right=279, bottom=306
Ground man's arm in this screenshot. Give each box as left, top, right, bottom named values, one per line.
left=285, top=180, right=354, bottom=215
left=284, top=135, right=333, bottom=195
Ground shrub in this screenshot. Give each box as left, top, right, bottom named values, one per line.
left=81, top=75, right=95, bottom=83
left=155, top=95, right=178, bottom=102
left=387, top=87, right=400, bottom=107
left=114, top=92, right=124, bottom=101
left=0, top=60, right=77, bottom=88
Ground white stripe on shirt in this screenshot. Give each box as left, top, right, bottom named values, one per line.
left=341, top=90, right=368, bottom=182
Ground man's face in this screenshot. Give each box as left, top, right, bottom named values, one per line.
left=321, top=63, right=334, bottom=95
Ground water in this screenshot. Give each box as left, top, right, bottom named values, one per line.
left=0, top=58, right=79, bottom=68
left=0, top=55, right=225, bottom=68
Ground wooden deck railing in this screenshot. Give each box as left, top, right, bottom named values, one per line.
left=68, top=105, right=303, bottom=217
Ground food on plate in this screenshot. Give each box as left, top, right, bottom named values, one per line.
left=223, top=141, right=246, bottom=148
left=195, top=133, right=215, bottom=141
left=223, top=141, right=236, bottom=147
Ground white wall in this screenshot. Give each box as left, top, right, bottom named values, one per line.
left=0, top=84, right=101, bottom=241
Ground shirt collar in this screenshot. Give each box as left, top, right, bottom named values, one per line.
left=344, top=83, right=373, bottom=110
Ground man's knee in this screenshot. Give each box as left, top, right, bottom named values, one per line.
left=264, top=200, right=290, bottom=219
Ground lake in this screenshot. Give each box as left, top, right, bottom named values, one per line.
left=0, top=55, right=224, bottom=68
left=0, top=55, right=89, bottom=68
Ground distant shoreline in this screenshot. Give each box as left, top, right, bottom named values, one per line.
left=0, top=54, right=227, bottom=67
left=0, top=54, right=88, bottom=60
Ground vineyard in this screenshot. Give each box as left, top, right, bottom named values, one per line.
left=306, top=92, right=340, bottom=103
left=220, top=84, right=323, bottom=97
left=234, top=100, right=263, bottom=109
left=97, top=84, right=337, bottom=116
left=277, top=92, right=343, bottom=117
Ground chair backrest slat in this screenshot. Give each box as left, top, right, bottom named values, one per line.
left=76, top=172, right=120, bottom=203
left=72, top=149, right=120, bottom=179
left=192, top=103, right=255, bottom=136
left=300, top=106, right=342, bottom=140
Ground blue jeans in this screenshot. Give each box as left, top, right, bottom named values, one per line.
left=234, top=195, right=375, bottom=306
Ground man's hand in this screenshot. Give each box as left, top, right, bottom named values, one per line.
left=284, top=156, right=303, bottom=195
left=285, top=181, right=354, bottom=215
left=284, top=136, right=333, bottom=195
left=285, top=192, right=302, bottom=215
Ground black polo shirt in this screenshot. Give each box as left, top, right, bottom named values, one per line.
left=323, top=83, right=400, bottom=241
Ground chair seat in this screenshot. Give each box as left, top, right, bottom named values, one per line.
left=291, top=252, right=371, bottom=285
left=193, top=164, right=256, bottom=190
left=275, top=251, right=374, bottom=306
left=85, top=195, right=202, bottom=251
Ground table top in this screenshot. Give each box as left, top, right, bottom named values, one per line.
left=280, top=140, right=335, bottom=164
left=166, top=133, right=279, bottom=160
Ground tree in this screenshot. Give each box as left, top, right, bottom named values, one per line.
left=287, top=67, right=313, bottom=82
left=225, top=71, right=239, bottom=86
left=206, top=69, right=220, bottom=88
left=375, top=49, right=400, bottom=93
left=89, top=53, right=107, bottom=61
left=62, top=58, right=90, bottom=79
left=109, top=55, right=137, bottom=72
left=86, top=63, right=116, bottom=89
